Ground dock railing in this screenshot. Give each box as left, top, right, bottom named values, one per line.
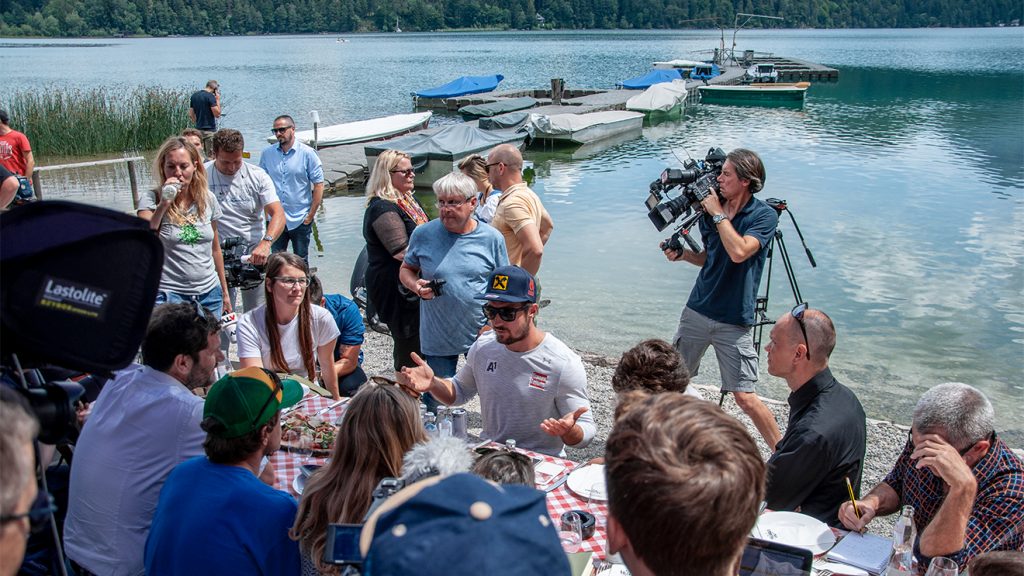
left=32, top=156, right=147, bottom=209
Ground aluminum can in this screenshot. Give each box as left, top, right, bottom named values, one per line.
left=451, top=408, right=467, bottom=439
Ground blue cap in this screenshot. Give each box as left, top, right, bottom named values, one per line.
left=476, top=265, right=538, bottom=303
left=362, top=473, right=568, bottom=576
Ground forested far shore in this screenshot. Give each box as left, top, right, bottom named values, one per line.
left=1, top=0, right=1020, bottom=37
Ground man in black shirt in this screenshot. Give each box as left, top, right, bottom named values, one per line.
left=763, top=304, right=866, bottom=526
left=188, top=80, right=221, bottom=155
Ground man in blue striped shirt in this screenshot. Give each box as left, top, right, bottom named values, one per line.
left=259, top=115, right=324, bottom=262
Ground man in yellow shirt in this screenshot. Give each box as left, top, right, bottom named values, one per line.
left=486, top=144, right=553, bottom=276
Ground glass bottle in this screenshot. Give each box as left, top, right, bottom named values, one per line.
left=424, top=412, right=438, bottom=438
left=437, top=406, right=453, bottom=437
left=884, top=505, right=917, bottom=576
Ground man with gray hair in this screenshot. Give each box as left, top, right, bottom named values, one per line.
left=839, top=383, right=1023, bottom=572
left=400, top=171, right=508, bottom=410
left=0, top=393, right=40, bottom=576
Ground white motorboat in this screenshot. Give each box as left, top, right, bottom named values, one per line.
left=266, top=111, right=432, bottom=147
left=626, top=80, right=688, bottom=114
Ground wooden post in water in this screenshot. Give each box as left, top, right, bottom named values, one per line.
left=128, top=159, right=140, bottom=210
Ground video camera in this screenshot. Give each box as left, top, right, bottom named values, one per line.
left=1, top=201, right=164, bottom=444
left=645, top=147, right=728, bottom=253
left=221, top=236, right=265, bottom=290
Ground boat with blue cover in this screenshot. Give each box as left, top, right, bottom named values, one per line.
left=691, top=63, right=721, bottom=82
left=414, top=75, right=504, bottom=99
left=618, top=69, right=683, bottom=90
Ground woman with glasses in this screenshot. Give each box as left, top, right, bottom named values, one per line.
left=290, top=381, right=426, bottom=575
left=458, top=154, right=501, bottom=223
left=236, top=253, right=341, bottom=398
left=138, top=136, right=230, bottom=318
left=362, top=150, right=428, bottom=374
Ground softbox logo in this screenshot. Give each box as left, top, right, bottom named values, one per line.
left=36, top=276, right=111, bottom=320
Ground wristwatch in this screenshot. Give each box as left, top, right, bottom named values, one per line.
left=712, top=213, right=729, bottom=226
left=262, top=234, right=274, bottom=242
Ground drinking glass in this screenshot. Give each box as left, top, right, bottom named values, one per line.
left=924, top=557, right=958, bottom=576
left=559, top=512, right=583, bottom=554
left=295, top=435, right=314, bottom=466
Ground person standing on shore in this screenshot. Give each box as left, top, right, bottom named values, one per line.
left=260, top=115, right=324, bottom=263
left=0, top=109, right=35, bottom=203
left=838, top=383, right=1023, bottom=572
left=763, top=304, right=866, bottom=526
left=487, top=144, right=553, bottom=276
left=663, top=148, right=781, bottom=451
left=188, top=80, right=220, bottom=156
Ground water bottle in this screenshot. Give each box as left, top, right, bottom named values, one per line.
left=438, top=406, right=453, bottom=437
left=884, top=505, right=917, bottom=576
left=160, top=182, right=181, bottom=202
left=424, top=412, right=438, bottom=438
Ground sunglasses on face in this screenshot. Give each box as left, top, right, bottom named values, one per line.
left=484, top=162, right=503, bottom=171
left=791, top=302, right=811, bottom=362
left=482, top=304, right=530, bottom=322
left=390, top=168, right=415, bottom=177
left=271, top=126, right=293, bottom=134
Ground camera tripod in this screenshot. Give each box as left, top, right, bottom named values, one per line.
left=717, top=198, right=816, bottom=408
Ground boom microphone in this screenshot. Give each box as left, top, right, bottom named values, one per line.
left=401, top=436, right=474, bottom=482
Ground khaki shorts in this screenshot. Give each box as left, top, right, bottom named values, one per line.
left=672, top=306, right=758, bottom=393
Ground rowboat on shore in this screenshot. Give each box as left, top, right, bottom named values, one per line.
left=523, top=110, right=645, bottom=146
left=698, top=82, right=809, bottom=104
left=264, top=111, right=432, bottom=147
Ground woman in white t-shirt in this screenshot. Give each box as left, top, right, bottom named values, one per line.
left=237, top=253, right=341, bottom=398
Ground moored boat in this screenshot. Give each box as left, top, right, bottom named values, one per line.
left=265, top=111, right=432, bottom=147
left=698, top=82, right=809, bottom=104
left=458, top=97, right=538, bottom=119
left=524, top=110, right=645, bottom=146
left=691, top=63, right=721, bottom=82
left=414, top=74, right=504, bottom=99
left=745, top=63, right=779, bottom=83
left=618, top=69, right=683, bottom=90
left=625, top=81, right=688, bottom=115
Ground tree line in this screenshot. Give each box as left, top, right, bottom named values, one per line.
left=1, top=0, right=1019, bottom=37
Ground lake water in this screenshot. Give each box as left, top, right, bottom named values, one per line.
left=3, top=28, right=1022, bottom=442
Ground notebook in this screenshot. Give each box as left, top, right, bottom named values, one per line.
left=825, top=532, right=892, bottom=575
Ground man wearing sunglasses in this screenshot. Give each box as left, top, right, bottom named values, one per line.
left=763, top=305, right=866, bottom=527
left=839, top=383, right=1023, bottom=572
left=259, top=115, right=324, bottom=262
left=399, top=265, right=594, bottom=457
left=663, top=148, right=781, bottom=450
left=0, top=393, right=40, bottom=576
left=65, top=304, right=225, bottom=576
left=145, top=367, right=303, bottom=575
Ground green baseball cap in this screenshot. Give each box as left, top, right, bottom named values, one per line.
left=203, top=366, right=303, bottom=438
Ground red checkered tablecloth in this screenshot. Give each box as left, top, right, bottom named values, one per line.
left=273, top=396, right=610, bottom=559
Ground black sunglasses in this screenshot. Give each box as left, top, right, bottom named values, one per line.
left=271, top=126, right=293, bottom=134
left=0, top=492, right=57, bottom=534
left=484, top=162, right=503, bottom=171
left=252, top=368, right=283, bottom=427
left=482, top=304, right=530, bottom=322
left=791, top=302, right=811, bottom=362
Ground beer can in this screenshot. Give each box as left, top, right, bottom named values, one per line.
left=450, top=408, right=467, bottom=439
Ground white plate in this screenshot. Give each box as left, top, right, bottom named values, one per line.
left=566, top=464, right=607, bottom=501
left=293, top=473, right=306, bottom=495
left=752, top=511, right=836, bottom=555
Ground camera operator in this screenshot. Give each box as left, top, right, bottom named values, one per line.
left=207, top=128, right=285, bottom=312
left=663, top=148, right=782, bottom=450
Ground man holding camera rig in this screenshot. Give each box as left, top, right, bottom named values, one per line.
left=664, top=148, right=782, bottom=450
left=206, top=128, right=285, bottom=312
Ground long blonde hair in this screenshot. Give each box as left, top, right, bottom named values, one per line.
left=365, top=149, right=411, bottom=205
left=263, top=253, right=316, bottom=379
left=458, top=153, right=493, bottom=195
left=153, top=136, right=210, bottom=225
left=290, top=382, right=426, bottom=574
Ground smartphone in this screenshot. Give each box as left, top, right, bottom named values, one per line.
left=325, top=523, right=364, bottom=566
left=737, top=537, right=813, bottom=576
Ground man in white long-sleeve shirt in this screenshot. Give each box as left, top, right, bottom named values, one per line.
left=399, top=265, right=594, bottom=457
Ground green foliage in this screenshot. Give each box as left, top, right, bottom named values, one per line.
left=1, top=86, right=191, bottom=157
left=0, top=0, right=1019, bottom=35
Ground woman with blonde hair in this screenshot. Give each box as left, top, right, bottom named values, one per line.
left=236, top=252, right=341, bottom=398
left=290, top=381, right=426, bottom=575
left=362, top=149, right=428, bottom=372
left=458, top=153, right=500, bottom=223
left=138, top=135, right=230, bottom=318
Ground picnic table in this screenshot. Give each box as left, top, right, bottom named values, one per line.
left=271, top=394, right=611, bottom=559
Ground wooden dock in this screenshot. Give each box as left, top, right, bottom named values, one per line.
left=318, top=58, right=837, bottom=196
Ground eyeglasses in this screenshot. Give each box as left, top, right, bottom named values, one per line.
left=791, top=302, right=811, bottom=362
left=0, top=492, right=57, bottom=535
left=274, top=276, right=310, bottom=288
left=271, top=126, right=293, bottom=134
left=390, top=168, right=415, bottom=177
left=436, top=198, right=471, bottom=209
left=252, top=368, right=283, bottom=427
left=484, top=162, right=503, bottom=171
left=482, top=304, right=530, bottom=322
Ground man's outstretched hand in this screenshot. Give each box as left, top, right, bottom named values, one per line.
left=540, top=406, right=589, bottom=438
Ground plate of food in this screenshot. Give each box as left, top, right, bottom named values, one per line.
left=566, top=464, right=607, bottom=501
left=281, top=411, right=337, bottom=456
left=752, top=511, right=836, bottom=555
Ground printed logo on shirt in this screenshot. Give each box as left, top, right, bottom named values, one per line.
left=486, top=361, right=498, bottom=373
left=492, top=275, right=509, bottom=291
left=528, top=372, right=548, bottom=391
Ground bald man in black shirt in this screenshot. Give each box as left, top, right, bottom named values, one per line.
left=763, top=304, right=866, bottom=526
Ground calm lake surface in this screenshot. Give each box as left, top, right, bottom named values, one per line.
left=3, top=29, right=1022, bottom=442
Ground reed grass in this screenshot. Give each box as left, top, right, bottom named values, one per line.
left=2, top=86, right=191, bottom=158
